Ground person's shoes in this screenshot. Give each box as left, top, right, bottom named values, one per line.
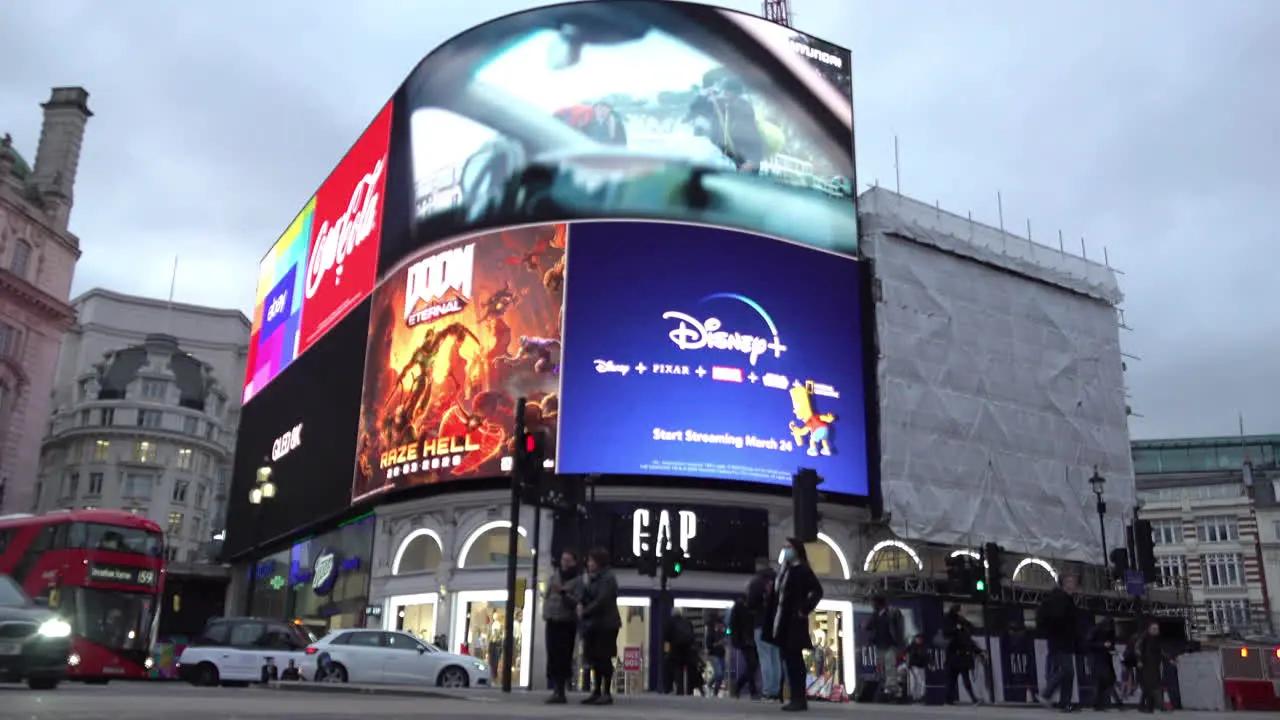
left=596, top=694, right=614, bottom=705
left=545, top=693, right=566, bottom=704
left=581, top=692, right=601, bottom=705
left=781, top=702, right=808, bottom=712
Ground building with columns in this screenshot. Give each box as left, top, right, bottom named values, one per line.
left=36, top=288, right=250, bottom=566
left=0, top=87, right=92, bottom=513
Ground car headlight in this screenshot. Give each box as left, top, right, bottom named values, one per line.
left=472, top=661, right=488, bottom=672
left=39, top=619, right=72, bottom=638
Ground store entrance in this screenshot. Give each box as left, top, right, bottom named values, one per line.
left=455, top=589, right=533, bottom=688
left=388, top=593, right=440, bottom=645
left=667, top=598, right=733, bottom=697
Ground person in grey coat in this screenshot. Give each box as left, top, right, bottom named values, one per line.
left=577, top=546, right=622, bottom=705
left=543, top=549, right=583, bottom=704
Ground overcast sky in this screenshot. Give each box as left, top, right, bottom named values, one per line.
left=1, top=0, right=1276, bottom=441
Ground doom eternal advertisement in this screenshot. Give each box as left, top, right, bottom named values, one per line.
left=351, top=224, right=565, bottom=502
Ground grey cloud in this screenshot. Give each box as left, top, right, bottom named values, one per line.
left=1, top=0, right=1276, bottom=438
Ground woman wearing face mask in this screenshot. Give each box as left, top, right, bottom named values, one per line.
left=764, top=538, right=824, bottom=712
left=576, top=547, right=622, bottom=705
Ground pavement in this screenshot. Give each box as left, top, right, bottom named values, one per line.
left=0, top=680, right=1242, bottom=719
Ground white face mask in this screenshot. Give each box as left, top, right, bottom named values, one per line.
left=781, top=548, right=795, bottom=564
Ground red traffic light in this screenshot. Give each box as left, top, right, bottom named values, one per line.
left=525, top=434, right=536, bottom=453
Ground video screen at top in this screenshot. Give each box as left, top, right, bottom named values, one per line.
left=398, top=0, right=857, bottom=266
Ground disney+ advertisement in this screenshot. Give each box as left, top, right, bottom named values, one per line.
left=556, top=222, right=869, bottom=495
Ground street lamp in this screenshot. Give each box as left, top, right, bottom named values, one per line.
left=246, top=465, right=276, bottom=614
left=1088, top=467, right=1108, bottom=569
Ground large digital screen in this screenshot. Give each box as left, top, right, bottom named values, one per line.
left=300, top=101, right=394, bottom=354
left=376, top=0, right=856, bottom=277
left=556, top=221, right=870, bottom=496
left=243, top=200, right=314, bottom=405
left=226, top=301, right=370, bottom=560
left=352, top=224, right=565, bottom=503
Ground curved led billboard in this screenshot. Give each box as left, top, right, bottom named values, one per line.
left=376, top=0, right=856, bottom=276
left=556, top=222, right=870, bottom=495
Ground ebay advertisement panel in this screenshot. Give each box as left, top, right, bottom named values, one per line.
left=352, top=224, right=565, bottom=503
left=299, top=101, right=394, bottom=354
left=557, top=221, right=869, bottom=496
left=243, top=200, right=314, bottom=404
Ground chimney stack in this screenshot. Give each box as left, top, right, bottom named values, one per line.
left=31, top=87, right=93, bottom=231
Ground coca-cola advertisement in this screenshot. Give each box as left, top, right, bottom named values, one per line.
left=299, top=101, right=394, bottom=354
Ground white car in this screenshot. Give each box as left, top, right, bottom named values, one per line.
left=306, top=629, right=490, bottom=688
left=177, top=618, right=318, bottom=686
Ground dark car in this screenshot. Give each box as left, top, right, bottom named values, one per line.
left=0, top=574, right=72, bottom=689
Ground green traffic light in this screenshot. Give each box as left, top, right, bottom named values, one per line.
left=975, top=579, right=986, bottom=591
left=673, top=562, right=682, bottom=574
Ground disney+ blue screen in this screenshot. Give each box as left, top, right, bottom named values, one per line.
left=556, top=222, right=870, bottom=496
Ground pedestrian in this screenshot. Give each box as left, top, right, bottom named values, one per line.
left=745, top=556, right=781, bottom=701
left=905, top=634, right=929, bottom=703
left=1036, top=574, right=1081, bottom=712
left=764, top=538, right=824, bottom=712
left=728, top=593, right=761, bottom=699
left=577, top=546, right=621, bottom=705
left=940, top=604, right=981, bottom=704
left=664, top=608, right=697, bottom=694
left=1133, top=621, right=1166, bottom=714
left=1086, top=618, right=1121, bottom=711
left=864, top=594, right=907, bottom=700
left=704, top=612, right=727, bottom=697
left=542, top=549, right=583, bottom=704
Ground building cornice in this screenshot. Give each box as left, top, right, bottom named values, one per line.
left=69, top=321, right=249, bottom=357
left=71, top=287, right=250, bottom=329
left=0, top=191, right=82, bottom=258
left=0, top=266, right=75, bottom=329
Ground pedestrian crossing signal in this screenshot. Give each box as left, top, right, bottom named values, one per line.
left=975, top=579, right=986, bottom=592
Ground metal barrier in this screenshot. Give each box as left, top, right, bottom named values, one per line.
left=1218, top=645, right=1280, bottom=711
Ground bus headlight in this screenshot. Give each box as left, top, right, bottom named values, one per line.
left=38, top=619, right=72, bottom=638
left=144, top=656, right=154, bottom=670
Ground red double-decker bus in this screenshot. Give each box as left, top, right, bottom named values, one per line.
left=0, top=509, right=164, bottom=682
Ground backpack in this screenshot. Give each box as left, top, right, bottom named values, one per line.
left=728, top=599, right=752, bottom=645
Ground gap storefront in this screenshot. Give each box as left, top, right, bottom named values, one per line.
left=247, top=513, right=375, bottom=631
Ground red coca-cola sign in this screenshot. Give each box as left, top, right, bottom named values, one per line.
left=299, top=101, right=393, bottom=353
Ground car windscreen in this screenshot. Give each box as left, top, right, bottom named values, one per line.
left=70, top=523, right=163, bottom=557
left=62, top=587, right=157, bottom=651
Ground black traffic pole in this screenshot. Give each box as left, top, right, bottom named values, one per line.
left=500, top=397, right=527, bottom=693
left=526, top=495, right=542, bottom=692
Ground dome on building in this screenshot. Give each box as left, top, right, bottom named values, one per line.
left=1, top=133, right=31, bottom=181
left=93, top=333, right=216, bottom=410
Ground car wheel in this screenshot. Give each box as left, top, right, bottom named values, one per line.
left=437, top=666, right=469, bottom=688
left=27, top=677, right=59, bottom=690
left=195, top=662, right=220, bottom=687
left=322, top=663, right=348, bottom=683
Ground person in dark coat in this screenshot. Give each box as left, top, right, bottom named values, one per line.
left=745, top=557, right=781, bottom=700
left=864, top=594, right=906, bottom=698
left=664, top=608, right=698, bottom=695
left=941, top=604, right=981, bottom=704
left=1133, top=621, right=1166, bottom=713
left=728, top=594, right=761, bottom=699
left=577, top=547, right=621, bottom=705
left=542, top=549, right=583, bottom=704
left=1086, top=617, right=1121, bottom=710
left=1036, top=574, right=1080, bottom=711
left=763, top=538, right=824, bottom=712
left=705, top=613, right=727, bottom=697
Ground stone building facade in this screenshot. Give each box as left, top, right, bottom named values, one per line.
left=0, top=87, right=92, bottom=512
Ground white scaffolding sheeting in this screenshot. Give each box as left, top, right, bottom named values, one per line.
left=860, top=196, right=1134, bottom=564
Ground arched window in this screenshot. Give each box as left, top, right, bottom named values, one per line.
left=9, top=240, right=31, bottom=278
left=458, top=522, right=531, bottom=569
left=777, top=533, right=851, bottom=580
left=1013, top=558, right=1059, bottom=587
left=393, top=529, right=444, bottom=575
left=862, top=540, right=924, bottom=574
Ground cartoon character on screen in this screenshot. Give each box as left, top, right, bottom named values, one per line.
left=789, top=381, right=836, bottom=457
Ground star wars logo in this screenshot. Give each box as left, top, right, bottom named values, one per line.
left=404, top=243, right=475, bottom=328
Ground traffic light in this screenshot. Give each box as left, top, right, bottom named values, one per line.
left=517, top=429, right=549, bottom=475
left=662, top=548, right=684, bottom=579
left=637, top=553, right=658, bottom=578
left=1131, top=519, right=1156, bottom=582
left=983, top=542, right=1005, bottom=598
left=792, top=469, right=824, bottom=543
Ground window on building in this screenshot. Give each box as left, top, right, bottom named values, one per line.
left=198, top=452, right=210, bottom=474
left=205, top=424, right=218, bottom=442
left=1206, top=599, right=1250, bottom=628
left=99, top=407, right=114, bottom=425
left=92, top=440, right=110, bottom=462
left=87, top=472, right=104, bottom=496
left=167, top=511, right=184, bottom=536
left=191, top=517, right=203, bottom=541
left=141, top=380, right=166, bottom=399
left=1195, top=516, right=1240, bottom=543
left=133, top=441, right=156, bottom=463
left=9, top=239, right=31, bottom=277
left=60, top=473, right=80, bottom=499
left=1273, top=519, right=1280, bottom=542
left=1154, top=556, right=1186, bottom=586
left=176, top=448, right=193, bottom=470
left=1150, top=519, right=1183, bottom=545
left=1201, top=553, right=1244, bottom=588
left=137, top=410, right=161, bottom=429
left=183, top=416, right=199, bottom=435
left=77, top=379, right=90, bottom=401
left=122, top=474, right=153, bottom=500
left=171, top=480, right=188, bottom=504
left=195, top=482, right=207, bottom=508
left=0, top=324, right=15, bottom=359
